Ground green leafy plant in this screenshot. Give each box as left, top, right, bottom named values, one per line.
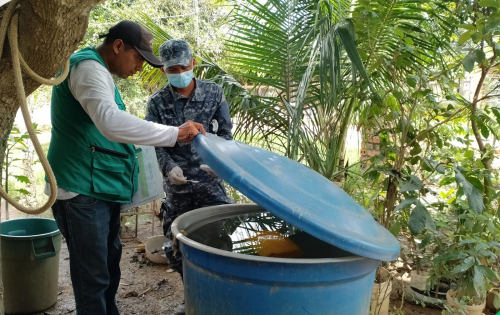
left=432, top=210, right=500, bottom=306
left=0, top=124, right=39, bottom=219
left=137, top=0, right=378, bottom=181
left=454, top=0, right=500, bottom=207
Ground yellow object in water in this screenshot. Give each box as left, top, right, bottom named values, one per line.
left=247, top=231, right=304, bottom=258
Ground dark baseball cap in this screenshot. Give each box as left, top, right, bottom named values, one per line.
left=159, top=39, right=193, bottom=68
left=99, top=20, right=163, bottom=68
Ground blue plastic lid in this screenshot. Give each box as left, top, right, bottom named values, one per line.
left=193, top=134, right=400, bottom=261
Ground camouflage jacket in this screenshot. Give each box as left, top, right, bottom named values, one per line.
left=145, top=78, right=233, bottom=193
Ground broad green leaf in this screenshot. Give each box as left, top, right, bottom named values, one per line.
left=393, top=90, right=404, bottom=100
left=410, top=156, right=420, bottom=165
left=367, top=189, right=382, bottom=206
left=474, top=50, right=487, bottom=64
left=464, top=150, right=474, bottom=158
left=476, top=159, right=485, bottom=169
left=458, top=30, right=476, bottom=45
left=477, top=215, right=488, bottom=221
left=480, top=250, right=497, bottom=260
left=422, top=158, right=434, bottom=172
left=400, top=181, right=421, bottom=192
left=368, top=171, right=380, bottom=182
left=389, top=222, right=401, bottom=237
left=434, top=251, right=469, bottom=263
left=13, top=175, right=30, bottom=184
left=401, top=177, right=423, bottom=192
left=481, top=123, right=490, bottom=138
left=407, top=76, right=417, bottom=88
left=474, top=266, right=486, bottom=297
left=458, top=24, right=476, bottom=31
left=494, top=292, right=500, bottom=309
left=476, top=242, right=489, bottom=252
left=16, top=189, right=30, bottom=195
left=387, top=95, right=398, bottom=110
left=395, top=196, right=418, bottom=211
left=404, top=37, right=414, bottom=45
left=484, top=240, right=500, bottom=248
left=394, top=29, right=404, bottom=38
left=436, top=136, right=443, bottom=149
left=487, top=221, right=497, bottom=234
left=409, top=202, right=433, bottom=235
left=419, top=233, right=432, bottom=249
left=462, top=54, right=475, bottom=72
left=492, top=108, right=500, bottom=124
left=479, top=0, right=497, bottom=7
left=359, top=50, right=368, bottom=60
left=440, top=177, right=455, bottom=186
left=465, top=219, right=475, bottom=229
left=410, top=144, right=422, bottom=155
left=457, top=239, right=476, bottom=247
left=455, top=168, right=484, bottom=213
left=477, top=265, right=497, bottom=280
left=437, top=165, right=446, bottom=174
left=466, top=176, right=484, bottom=191
left=472, top=32, right=482, bottom=43
left=452, top=256, right=475, bottom=273
left=473, top=222, right=484, bottom=233
left=416, top=131, right=428, bottom=141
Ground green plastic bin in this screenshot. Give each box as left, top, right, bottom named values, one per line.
left=1, top=218, right=62, bottom=314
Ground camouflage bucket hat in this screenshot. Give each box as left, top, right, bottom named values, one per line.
left=159, top=39, right=193, bottom=68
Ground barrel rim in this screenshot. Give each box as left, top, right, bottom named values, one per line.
left=0, top=217, right=60, bottom=240
left=172, top=204, right=370, bottom=264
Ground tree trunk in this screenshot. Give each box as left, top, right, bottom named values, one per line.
left=383, top=176, right=398, bottom=228
left=0, top=0, right=102, bottom=312
left=470, top=64, right=496, bottom=210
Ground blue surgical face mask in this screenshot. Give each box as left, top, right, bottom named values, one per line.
left=166, top=69, right=194, bottom=88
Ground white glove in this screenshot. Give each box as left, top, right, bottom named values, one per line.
left=168, top=166, right=187, bottom=185
left=200, top=164, right=216, bottom=177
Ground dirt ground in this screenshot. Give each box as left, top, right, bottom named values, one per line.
left=39, top=217, right=185, bottom=315
left=13, top=215, right=495, bottom=315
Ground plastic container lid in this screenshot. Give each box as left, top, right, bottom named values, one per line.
left=193, top=134, right=400, bottom=261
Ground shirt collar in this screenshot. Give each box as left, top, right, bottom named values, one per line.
left=167, top=78, right=205, bottom=102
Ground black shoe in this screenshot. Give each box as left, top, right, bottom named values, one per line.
left=173, top=301, right=185, bottom=315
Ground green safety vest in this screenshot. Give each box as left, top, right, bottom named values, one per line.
left=47, top=46, right=139, bottom=203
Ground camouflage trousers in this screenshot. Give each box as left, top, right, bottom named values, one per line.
left=162, top=185, right=232, bottom=279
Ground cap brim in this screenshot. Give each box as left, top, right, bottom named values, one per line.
left=135, top=47, right=164, bottom=68
left=164, top=59, right=192, bottom=69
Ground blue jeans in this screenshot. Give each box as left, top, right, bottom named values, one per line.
left=52, top=194, right=122, bottom=315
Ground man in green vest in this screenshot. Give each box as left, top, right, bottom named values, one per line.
left=45, top=20, right=205, bottom=315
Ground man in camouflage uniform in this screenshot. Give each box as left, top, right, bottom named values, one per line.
left=145, top=39, right=232, bottom=315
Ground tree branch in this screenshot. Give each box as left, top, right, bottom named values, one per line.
left=407, top=103, right=472, bottom=148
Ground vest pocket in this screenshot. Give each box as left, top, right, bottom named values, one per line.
left=91, top=158, right=125, bottom=196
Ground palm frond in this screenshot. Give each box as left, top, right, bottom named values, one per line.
left=137, top=0, right=384, bottom=179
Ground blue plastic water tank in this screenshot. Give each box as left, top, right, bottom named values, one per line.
left=171, top=134, right=400, bottom=315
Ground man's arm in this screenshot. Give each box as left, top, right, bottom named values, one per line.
left=145, top=97, right=179, bottom=176
left=69, top=60, right=179, bottom=147
left=213, top=88, right=233, bottom=140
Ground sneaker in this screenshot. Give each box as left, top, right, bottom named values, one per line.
left=173, top=301, right=185, bottom=315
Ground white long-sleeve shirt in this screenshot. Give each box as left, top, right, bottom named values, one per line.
left=45, top=59, right=179, bottom=200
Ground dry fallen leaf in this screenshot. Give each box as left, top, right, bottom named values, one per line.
left=123, top=291, right=139, bottom=298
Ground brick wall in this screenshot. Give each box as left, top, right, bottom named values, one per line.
left=360, top=130, right=381, bottom=163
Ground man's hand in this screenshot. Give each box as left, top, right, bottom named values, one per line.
left=200, top=164, right=217, bottom=176
left=177, top=120, right=207, bottom=143
left=168, top=166, right=187, bottom=185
